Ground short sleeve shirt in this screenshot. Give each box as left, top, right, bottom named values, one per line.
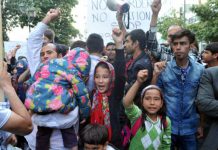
left=0, top=102, right=11, bottom=128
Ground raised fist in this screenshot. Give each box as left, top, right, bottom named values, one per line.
left=43, top=8, right=61, bottom=24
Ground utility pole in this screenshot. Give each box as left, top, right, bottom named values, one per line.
left=0, top=0, right=5, bottom=102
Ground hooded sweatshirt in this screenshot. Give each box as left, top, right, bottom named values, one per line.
left=25, top=47, right=91, bottom=119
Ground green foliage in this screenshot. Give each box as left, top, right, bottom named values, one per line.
left=2, top=0, right=79, bottom=44
left=157, top=0, right=218, bottom=42
left=190, top=0, right=218, bottom=42
left=157, top=11, right=185, bottom=40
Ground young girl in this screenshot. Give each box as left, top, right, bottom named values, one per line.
left=123, top=69, right=171, bottom=150
left=90, top=47, right=125, bottom=149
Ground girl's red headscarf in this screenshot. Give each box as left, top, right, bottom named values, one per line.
left=90, top=61, right=115, bottom=141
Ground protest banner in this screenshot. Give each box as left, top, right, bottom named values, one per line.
left=86, top=0, right=152, bottom=43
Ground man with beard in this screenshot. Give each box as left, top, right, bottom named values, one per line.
left=124, top=29, right=153, bottom=106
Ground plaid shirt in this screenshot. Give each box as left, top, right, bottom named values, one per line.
left=158, top=45, right=174, bottom=61
left=146, top=31, right=173, bottom=62
left=146, top=30, right=159, bottom=52
left=125, top=104, right=171, bottom=150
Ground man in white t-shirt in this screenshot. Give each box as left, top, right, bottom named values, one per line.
left=25, top=8, right=80, bottom=150
left=0, top=61, right=32, bottom=148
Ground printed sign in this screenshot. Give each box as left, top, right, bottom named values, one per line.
left=86, top=0, right=152, bottom=44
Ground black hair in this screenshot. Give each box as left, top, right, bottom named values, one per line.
left=18, top=56, right=28, bottom=61
left=205, top=42, right=218, bottom=54
left=86, top=33, right=104, bottom=54
left=171, top=29, right=195, bottom=44
left=126, top=29, right=147, bottom=51
left=106, top=42, right=115, bottom=48
left=71, top=40, right=87, bottom=49
left=80, top=124, right=108, bottom=145
left=44, top=29, right=55, bottom=43
left=42, top=43, right=68, bottom=57
left=140, top=85, right=167, bottom=131
left=94, top=61, right=110, bottom=76
left=55, top=43, right=68, bottom=57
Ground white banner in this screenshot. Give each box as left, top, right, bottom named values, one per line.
left=86, top=0, right=152, bottom=44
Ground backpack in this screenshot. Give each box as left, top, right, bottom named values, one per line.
left=131, top=116, right=142, bottom=136
left=122, top=115, right=168, bottom=147
left=121, top=116, right=142, bottom=147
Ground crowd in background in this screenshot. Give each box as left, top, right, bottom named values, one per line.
left=0, top=0, right=218, bottom=150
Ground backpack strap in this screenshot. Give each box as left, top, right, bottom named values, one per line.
left=131, top=115, right=142, bottom=136
left=159, top=115, right=168, bottom=129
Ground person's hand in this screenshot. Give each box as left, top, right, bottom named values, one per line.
left=80, top=119, right=86, bottom=125
left=42, top=8, right=61, bottom=24
left=15, top=44, right=21, bottom=50
left=29, top=110, right=34, bottom=117
left=112, top=28, right=124, bottom=48
left=151, top=0, right=162, bottom=15
left=6, top=134, right=17, bottom=146
left=153, top=61, right=166, bottom=76
left=11, top=44, right=21, bottom=57
left=116, top=11, right=123, bottom=23
left=6, top=51, right=12, bottom=62
left=116, top=11, right=125, bottom=29
left=46, top=8, right=60, bottom=21
left=137, top=69, right=148, bottom=84
left=0, top=61, right=12, bottom=89
left=197, top=126, right=204, bottom=139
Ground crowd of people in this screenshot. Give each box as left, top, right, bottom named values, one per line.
left=1, top=0, right=218, bottom=150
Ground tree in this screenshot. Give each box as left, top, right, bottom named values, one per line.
left=2, top=0, right=79, bottom=44
left=157, top=11, right=185, bottom=40
left=157, top=0, right=218, bottom=42
left=190, top=0, right=218, bottom=42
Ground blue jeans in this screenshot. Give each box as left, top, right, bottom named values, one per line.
left=171, top=134, right=198, bottom=150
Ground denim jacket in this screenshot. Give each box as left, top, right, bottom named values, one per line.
left=157, top=57, right=204, bottom=135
